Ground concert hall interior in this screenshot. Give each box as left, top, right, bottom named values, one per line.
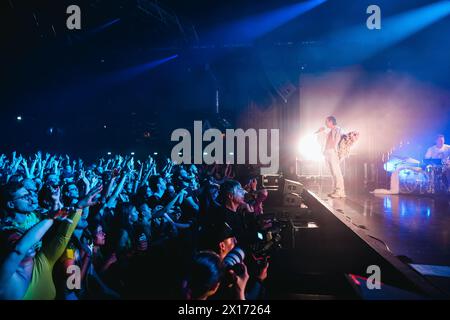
left=1, top=0, right=450, bottom=301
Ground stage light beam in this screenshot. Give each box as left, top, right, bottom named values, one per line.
left=298, top=134, right=324, bottom=162
left=114, top=54, right=179, bottom=82
left=90, top=18, right=121, bottom=34
left=321, top=1, right=450, bottom=66
left=207, top=0, right=327, bottom=43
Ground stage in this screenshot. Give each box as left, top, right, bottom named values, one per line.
left=299, top=177, right=450, bottom=295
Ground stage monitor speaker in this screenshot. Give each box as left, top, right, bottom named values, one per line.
left=283, top=193, right=303, bottom=207
left=261, top=174, right=281, bottom=191
left=283, top=179, right=304, bottom=195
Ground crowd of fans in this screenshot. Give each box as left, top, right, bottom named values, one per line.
left=0, top=151, right=269, bottom=300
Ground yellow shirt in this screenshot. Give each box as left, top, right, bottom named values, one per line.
left=23, top=209, right=82, bottom=300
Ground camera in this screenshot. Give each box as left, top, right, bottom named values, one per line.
left=223, top=247, right=246, bottom=277
left=248, top=214, right=285, bottom=259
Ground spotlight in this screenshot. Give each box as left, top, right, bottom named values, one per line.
left=131, top=152, right=135, bottom=156
left=107, top=152, right=112, bottom=155
left=298, top=134, right=324, bottom=161
left=17, top=116, right=22, bottom=121
left=153, top=152, right=158, bottom=155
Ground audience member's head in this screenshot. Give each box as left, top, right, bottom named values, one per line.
left=62, top=183, right=79, bottom=206
left=149, top=174, right=167, bottom=194
left=186, top=251, right=223, bottom=300
left=204, top=222, right=237, bottom=260
left=0, top=181, right=37, bottom=217
left=218, top=180, right=246, bottom=210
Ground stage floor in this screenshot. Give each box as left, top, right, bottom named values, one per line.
left=300, top=177, right=450, bottom=294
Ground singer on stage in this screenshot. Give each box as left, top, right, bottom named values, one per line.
left=316, top=116, right=346, bottom=198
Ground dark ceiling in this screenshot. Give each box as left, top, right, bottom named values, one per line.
left=1, top=0, right=449, bottom=157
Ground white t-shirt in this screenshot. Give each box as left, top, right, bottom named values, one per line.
left=425, top=144, right=450, bottom=160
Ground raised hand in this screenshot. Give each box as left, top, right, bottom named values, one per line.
left=76, top=185, right=103, bottom=209
left=180, top=188, right=188, bottom=197
left=229, top=263, right=250, bottom=300
left=51, top=186, right=61, bottom=203
left=49, top=186, right=63, bottom=211
left=17, top=154, right=23, bottom=163
left=51, top=211, right=73, bottom=224
left=79, top=169, right=85, bottom=180
left=127, top=157, right=134, bottom=171
left=23, top=158, right=35, bottom=179
left=91, top=176, right=99, bottom=188
left=79, top=169, right=90, bottom=190
left=53, top=160, right=60, bottom=174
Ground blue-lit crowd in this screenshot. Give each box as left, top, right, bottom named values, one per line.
left=0, top=152, right=269, bottom=300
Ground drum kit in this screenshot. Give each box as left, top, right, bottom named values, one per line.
left=396, top=157, right=450, bottom=195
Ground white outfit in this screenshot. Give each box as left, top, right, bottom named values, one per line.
left=425, top=144, right=450, bottom=160
left=323, top=126, right=345, bottom=196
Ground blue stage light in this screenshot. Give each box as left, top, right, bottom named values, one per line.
left=322, top=1, right=450, bottom=66
left=207, top=0, right=326, bottom=43
left=90, top=18, right=121, bottom=34
left=115, top=54, right=179, bottom=81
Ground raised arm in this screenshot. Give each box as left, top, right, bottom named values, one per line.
left=0, top=219, right=54, bottom=295
left=42, top=185, right=103, bottom=266
left=105, top=172, right=128, bottom=208
left=152, top=189, right=187, bottom=219
left=133, top=161, right=144, bottom=194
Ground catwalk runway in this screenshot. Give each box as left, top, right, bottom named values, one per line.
left=300, top=177, right=450, bottom=294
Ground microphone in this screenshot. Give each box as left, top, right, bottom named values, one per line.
left=314, top=127, right=325, bottom=134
